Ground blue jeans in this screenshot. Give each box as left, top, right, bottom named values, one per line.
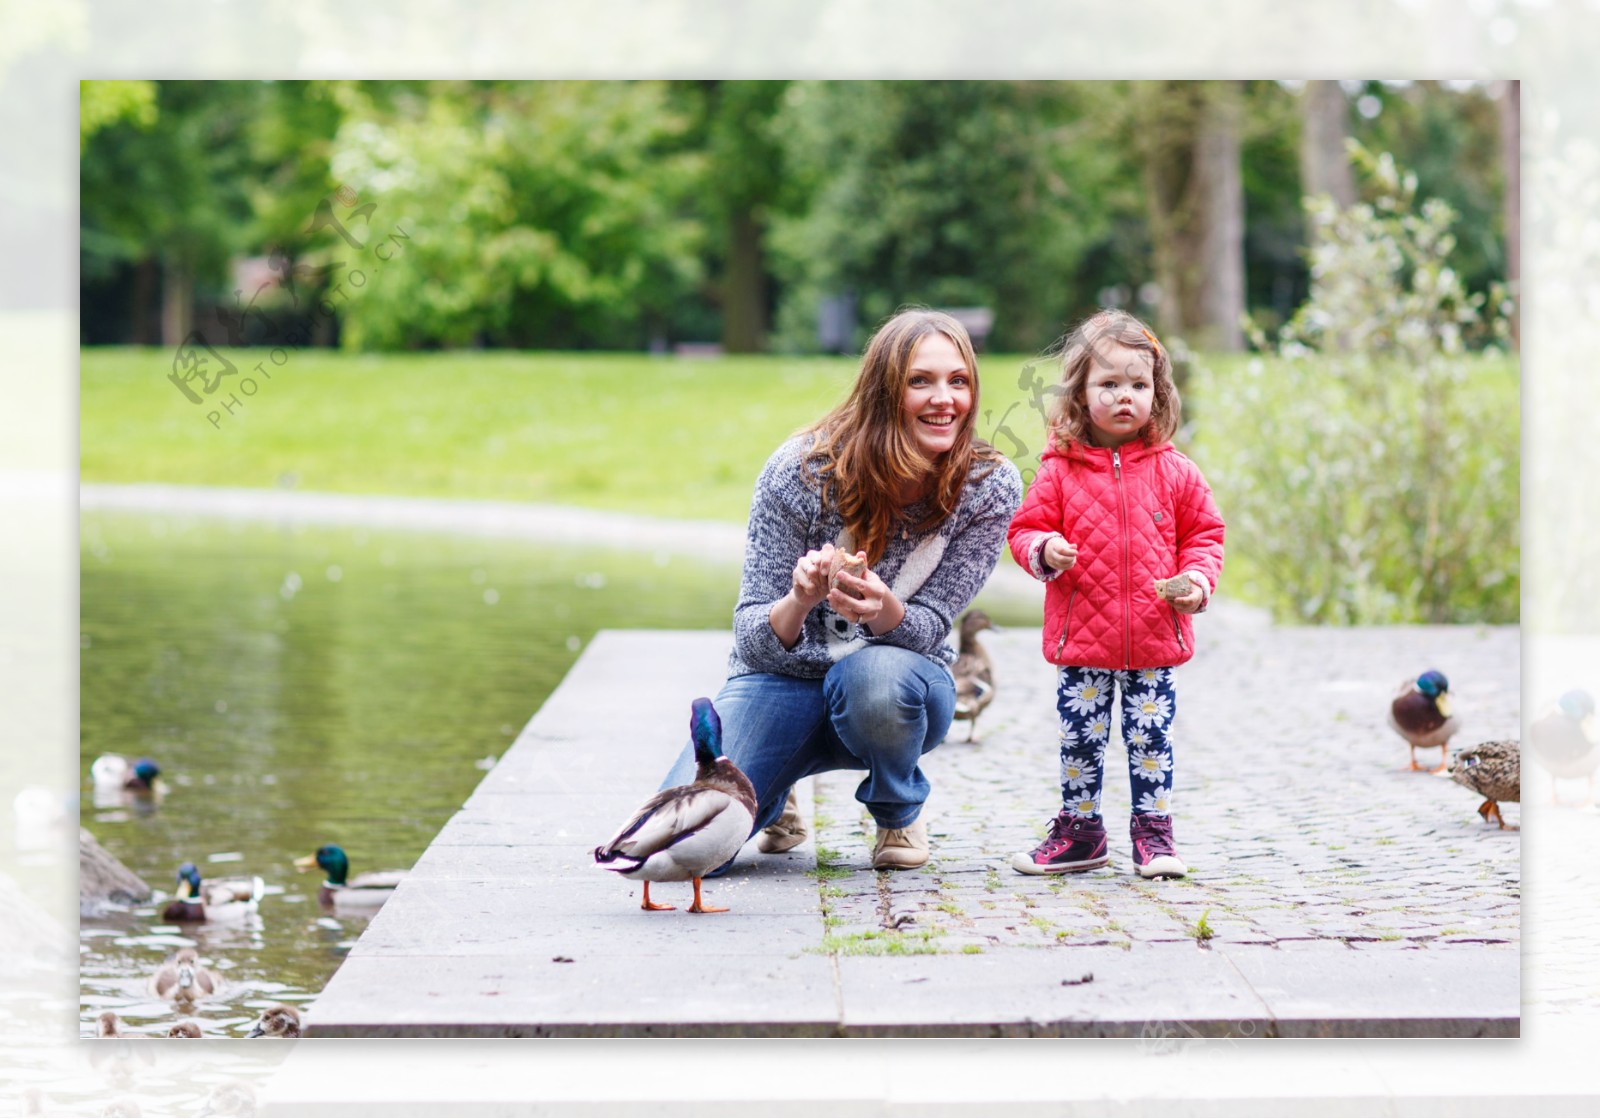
left=660, top=645, right=956, bottom=848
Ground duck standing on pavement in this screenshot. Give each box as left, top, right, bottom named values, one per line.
left=950, top=610, right=998, bottom=742
left=1388, top=669, right=1460, bottom=773
left=1529, top=689, right=1599, bottom=807
left=594, top=698, right=756, bottom=913
left=1448, top=739, right=1520, bottom=829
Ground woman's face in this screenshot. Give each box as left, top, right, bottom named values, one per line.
left=900, top=331, right=973, bottom=460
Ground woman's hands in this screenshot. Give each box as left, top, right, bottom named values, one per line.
left=771, top=543, right=904, bottom=647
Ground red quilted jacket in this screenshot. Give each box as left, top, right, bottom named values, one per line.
left=1008, top=439, right=1225, bottom=670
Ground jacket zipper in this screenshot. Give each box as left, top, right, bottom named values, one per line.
left=1114, top=449, right=1132, bottom=669
left=1054, top=587, right=1077, bottom=660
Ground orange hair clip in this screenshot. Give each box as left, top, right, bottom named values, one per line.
left=1140, top=327, right=1161, bottom=354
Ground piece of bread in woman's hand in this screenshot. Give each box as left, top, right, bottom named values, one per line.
left=1154, top=572, right=1192, bottom=602
left=828, top=550, right=868, bottom=599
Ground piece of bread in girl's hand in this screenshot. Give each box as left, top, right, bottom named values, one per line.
left=1154, top=572, right=1192, bottom=602
left=828, top=550, right=869, bottom=599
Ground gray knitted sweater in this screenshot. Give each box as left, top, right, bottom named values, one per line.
left=729, top=434, right=1024, bottom=680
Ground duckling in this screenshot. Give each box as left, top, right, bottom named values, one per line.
left=293, top=844, right=407, bottom=910
left=96, top=1010, right=131, bottom=1038
left=246, top=1003, right=301, bottom=1038
left=197, top=1080, right=258, bottom=1116
left=149, top=947, right=219, bottom=1005
left=1388, top=669, right=1460, bottom=772
left=165, top=1020, right=203, bottom=1038
left=1530, top=689, right=1599, bottom=807
left=159, top=862, right=263, bottom=923
left=90, top=755, right=161, bottom=794
left=594, top=697, right=756, bottom=913
left=1449, top=739, right=1520, bottom=829
left=951, top=610, right=998, bottom=742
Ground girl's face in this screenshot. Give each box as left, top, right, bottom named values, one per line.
left=1082, top=340, right=1154, bottom=447
left=900, top=331, right=973, bottom=459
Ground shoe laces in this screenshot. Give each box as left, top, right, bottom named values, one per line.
left=1038, top=813, right=1096, bottom=857
left=1130, top=815, right=1176, bottom=858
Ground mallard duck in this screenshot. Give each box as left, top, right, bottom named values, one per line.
left=1449, top=739, right=1520, bottom=829
left=1388, top=669, right=1460, bottom=772
left=293, top=844, right=407, bottom=910
left=1530, top=689, right=1599, bottom=806
left=149, top=947, right=219, bottom=1005
left=164, top=1020, right=203, bottom=1038
left=90, top=755, right=161, bottom=794
left=951, top=610, right=998, bottom=742
left=159, top=862, right=263, bottom=923
left=593, top=697, right=757, bottom=913
left=246, top=1003, right=301, bottom=1038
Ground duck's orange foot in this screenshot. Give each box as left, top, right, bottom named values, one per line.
left=687, top=877, right=728, bottom=914
left=640, top=882, right=675, bottom=911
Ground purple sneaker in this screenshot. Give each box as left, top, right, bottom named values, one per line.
left=1010, top=812, right=1109, bottom=875
left=1130, top=814, right=1187, bottom=878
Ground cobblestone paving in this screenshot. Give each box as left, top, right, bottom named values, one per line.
left=812, top=605, right=1521, bottom=956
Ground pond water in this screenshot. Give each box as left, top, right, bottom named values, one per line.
left=78, top=508, right=1041, bottom=1041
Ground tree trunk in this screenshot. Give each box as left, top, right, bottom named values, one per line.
left=1300, top=81, right=1357, bottom=208
left=1194, top=81, right=1246, bottom=352
left=130, top=257, right=158, bottom=345
left=721, top=205, right=767, bottom=353
left=1136, top=81, right=1246, bottom=352
left=161, top=258, right=193, bottom=347
left=1499, top=79, right=1520, bottom=347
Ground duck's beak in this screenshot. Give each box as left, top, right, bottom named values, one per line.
left=293, top=854, right=317, bottom=873
left=1436, top=695, right=1453, bottom=718
left=246, top=1023, right=266, bottom=1037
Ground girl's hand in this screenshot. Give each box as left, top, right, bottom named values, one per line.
left=1044, top=536, right=1078, bottom=571
left=790, top=543, right=836, bottom=610
left=1169, top=580, right=1205, bottom=615
left=828, top=565, right=896, bottom=629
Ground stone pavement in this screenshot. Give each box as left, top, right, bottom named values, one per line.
left=291, top=607, right=1519, bottom=1043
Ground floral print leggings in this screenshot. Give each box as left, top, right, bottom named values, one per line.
left=1054, top=665, right=1177, bottom=819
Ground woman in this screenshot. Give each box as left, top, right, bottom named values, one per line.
left=659, top=308, right=1023, bottom=871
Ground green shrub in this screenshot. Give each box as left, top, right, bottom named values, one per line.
left=1194, top=146, right=1518, bottom=625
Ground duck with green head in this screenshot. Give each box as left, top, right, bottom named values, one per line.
left=1388, top=669, right=1460, bottom=773
left=159, top=861, right=264, bottom=923
left=293, top=844, right=407, bottom=910
left=1530, top=689, right=1599, bottom=806
left=593, top=697, right=757, bottom=913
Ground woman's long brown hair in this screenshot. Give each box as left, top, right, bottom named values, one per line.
left=800, top=308, right=1005, bottom=565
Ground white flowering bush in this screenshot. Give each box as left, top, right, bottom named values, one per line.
left=1193, top=146, right=1518, bottom=625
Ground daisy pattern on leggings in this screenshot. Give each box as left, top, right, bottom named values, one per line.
left=1136, top=787, right=1174, bottom=816
left=1066, top=790, right=1101, bottom=818
left=1130, top=748, right=1173, bottom=783
left=1127, top=688, right=1172, bottom=729
left=1060, top=754, right=1096, bottom=792
left=1136, top=667, right=1168, bottom=687
left=1061, top=672, right=1113, bottom=716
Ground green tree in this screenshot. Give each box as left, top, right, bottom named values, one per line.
left=767, top=81, right=1130, bottom=354
left=330, top=81, right=706, bottom=350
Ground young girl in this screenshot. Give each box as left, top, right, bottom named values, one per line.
left=1006, top=309, right=1224, bottom=878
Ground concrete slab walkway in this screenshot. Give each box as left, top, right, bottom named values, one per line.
left=298, top=609, right=1519, bottom=1039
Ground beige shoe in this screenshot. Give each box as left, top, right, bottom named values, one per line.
left=756, top=789, right=807, bottom=854
left=871, top=819, right=929, bottom=870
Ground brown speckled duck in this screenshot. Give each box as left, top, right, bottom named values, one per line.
left=1449, top=739, right=1520, bottom=829
left=1388, top=669, right=1460, bottom=773
left=951, top=610, right=998, bottom=742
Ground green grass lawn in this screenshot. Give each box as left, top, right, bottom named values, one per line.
left=81, top=346, right=1518, bottom=527
left=80, top=347, right=1070, bottom=522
